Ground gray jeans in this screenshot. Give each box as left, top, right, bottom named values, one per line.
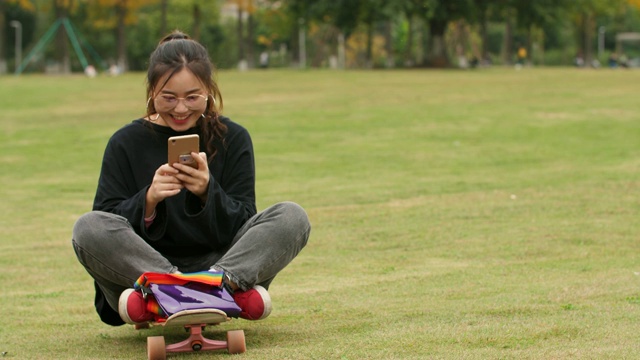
left=72, top=201, right=310, bottom=312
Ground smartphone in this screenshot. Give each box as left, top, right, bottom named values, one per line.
left=168, top=134, right=200, bottom=168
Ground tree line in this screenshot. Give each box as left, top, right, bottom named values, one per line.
left=1, top=0, right=639, bottom=74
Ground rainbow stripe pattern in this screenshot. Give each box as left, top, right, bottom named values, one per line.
left=145, top=295, right=166, bottom=318
left=134, top=270, right=224, bottom=290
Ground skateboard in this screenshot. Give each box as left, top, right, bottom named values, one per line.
left=139, top=308, right=246, bottom=360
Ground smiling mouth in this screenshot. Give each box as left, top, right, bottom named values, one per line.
left=172, top=114, right=190, bottom=122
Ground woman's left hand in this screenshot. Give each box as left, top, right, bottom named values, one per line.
left=173, top=152, right=210, bottom=203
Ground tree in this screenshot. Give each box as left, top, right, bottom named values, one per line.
left=471, top=0, right=489, bottom=62
left=254, top=2, right=292, bottom=50
left=1, top=0, right=5, bottom=73
left=511, top=0, right=569, bottom=64
left=231, top=0, right=258, bottom=67
left=567, top=0, right=627, bottom=65
left=1, top=1, right=7, bottom=73
left=115, top=0, right=126, bottom=71
left=399, top=0, right=422, bottom=66
left=246, top=0, right=255, bottom=67
left=116, top=0, right=220, bottom=70
left=313, top=0, right=363, bottom=67
left=359, top=0, right=404, bottom=68
left=191, top=2, right=201, bottom=41
left=420, top=0, right=474, bottom=67
left=159, top=0, right=166, bottom=36
left=86, top=0, right=156, bottom=72
left=53, top=0, right=72, bottom=73
left=0, top=0, right=35, bottom=73
left=236, top=0, right=244, bottom=64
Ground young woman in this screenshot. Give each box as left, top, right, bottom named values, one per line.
left=72, top=31, right=310, bottom=326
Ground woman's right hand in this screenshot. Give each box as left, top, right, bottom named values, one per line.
left=146, top=163, right=183, bottom=211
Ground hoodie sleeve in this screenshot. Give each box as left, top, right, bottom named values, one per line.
left=92, top=133, right=152, bottom=236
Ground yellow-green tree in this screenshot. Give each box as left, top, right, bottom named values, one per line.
left=83, top=0, right=156, bottom=71
left=86, top=0, right=215, bottom=71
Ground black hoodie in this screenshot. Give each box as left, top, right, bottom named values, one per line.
left=91, top=117, right=256, bottom=324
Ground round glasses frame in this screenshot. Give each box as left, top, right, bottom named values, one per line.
left=148, top=93, right=210, bottom=111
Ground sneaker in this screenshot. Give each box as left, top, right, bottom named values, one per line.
left=118, top=288, right=155, bottom=325
left=232, top=285, right=272, bottom=320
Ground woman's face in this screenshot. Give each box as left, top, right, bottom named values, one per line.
left=152, top=67, right=208, bottom=132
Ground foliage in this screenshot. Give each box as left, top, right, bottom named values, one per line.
left=6, top=0, right=36, bottom=12
left=1, top=0, right=640, bottom=71
left=3, top=1, right=37, bottom=58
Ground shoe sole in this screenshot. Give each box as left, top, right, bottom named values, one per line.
left=254, top=285, right=272, bottom=320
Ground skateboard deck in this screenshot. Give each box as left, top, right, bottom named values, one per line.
left=141, top=309, right=246, bottom=360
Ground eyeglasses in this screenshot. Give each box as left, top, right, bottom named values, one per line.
left=153, top=94, right=208, bottom=111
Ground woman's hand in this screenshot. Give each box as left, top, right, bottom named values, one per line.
left=145, top=163, right=184, bottom=216
left=172, top=152, right=210, bottom=203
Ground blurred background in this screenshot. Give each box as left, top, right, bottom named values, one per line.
left=1, top=0, right=639, bottom=75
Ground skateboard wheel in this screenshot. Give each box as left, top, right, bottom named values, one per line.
left=226, top=330, right=246, bottom=354
left=147, top=336, right=166, bottom=360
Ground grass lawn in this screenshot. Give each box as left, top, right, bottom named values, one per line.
left=0, top=67, right=639, bottom=359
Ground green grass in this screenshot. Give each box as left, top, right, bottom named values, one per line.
left=1, top=67, right=639, bottom=359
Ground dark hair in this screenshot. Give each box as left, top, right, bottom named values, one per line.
left=145, top=30, right=226, bottom=161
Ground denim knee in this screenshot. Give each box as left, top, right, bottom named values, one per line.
left=72, top=211, right=110, bottom=247
left=72, top=211, right=98, bottom=248
left=275, top=201, right=311, bottom=247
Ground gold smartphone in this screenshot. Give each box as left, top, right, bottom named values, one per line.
left=168, top=134, right=200, bottom=168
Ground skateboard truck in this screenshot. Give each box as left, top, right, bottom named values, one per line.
left=144, top=309, right=246, bottom=360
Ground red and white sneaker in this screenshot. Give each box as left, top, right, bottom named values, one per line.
left=118, top=289, right=155, bottom=325
left=232, top=285, right=272, bottom=320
